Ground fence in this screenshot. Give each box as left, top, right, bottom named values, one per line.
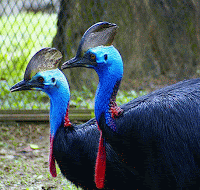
left=0, top=0, right=59, bottom=110
left=1, top=0, right=200, bottom=121
left=0, top=0, right=93, bottom=121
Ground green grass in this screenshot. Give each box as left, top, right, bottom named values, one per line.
left=0, top=12, right=57, bottom=84
left=0, top=12, right=57, bottom=110
left=0, top=12, right=146, bottom=111
left=70, top=87, right=146, bottom=109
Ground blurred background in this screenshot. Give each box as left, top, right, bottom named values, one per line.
left=0, top=1, right=200, bottom=189
left=1, top=0, right=200, bottom=110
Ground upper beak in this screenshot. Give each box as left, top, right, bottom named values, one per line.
left=61, top=56, right=96, bottom=70
left=10, top=80, right=43, bottom=92
left=10, top=80, right=32, bottom=92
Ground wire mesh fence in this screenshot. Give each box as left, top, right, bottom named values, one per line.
left=1, top=0, right=200, bottom=111
left=0, top=0, right=59, bottom=110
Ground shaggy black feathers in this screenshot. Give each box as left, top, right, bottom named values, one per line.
left=53, top=118, right=134, bottom=190
left=99, top=78, right=200, bottom=189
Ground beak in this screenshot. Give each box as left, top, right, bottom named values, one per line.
left=10, top=80, right=43, bottom=92
left=61, top=56, right=96, bottom=70
left=10, top=80, right=31, bottom=92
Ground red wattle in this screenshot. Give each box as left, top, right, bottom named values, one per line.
left=64, top=108, right=72, bottom=128
left=49, top=135, right=57, bottom=177
left=95, top=130, right=106, bottom=189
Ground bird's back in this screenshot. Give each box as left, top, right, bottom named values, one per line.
left=100, top=78, right=200, bottom=189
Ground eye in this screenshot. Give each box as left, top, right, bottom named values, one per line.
left=104, top=54, right=108, bottom=60
left=52, top=78, right=55, bottom=83
left=38, top=76, right=44, bottom=83
left=90, top=53, right=96, bottom=60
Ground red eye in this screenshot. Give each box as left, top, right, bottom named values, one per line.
left=38, top=77, right=44, bottom=83
left=90, top=54, right=96, bottom=60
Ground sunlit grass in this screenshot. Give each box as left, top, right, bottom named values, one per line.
left=0, top=12, right=146, bottom=110
left=0, top=12, right=57, bottom=83
left=0, top=12, right=57, bottom=110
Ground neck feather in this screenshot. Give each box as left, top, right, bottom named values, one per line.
left=48, top=89, right=70, bottom=136
left=95, top=71, right=122, bottom=130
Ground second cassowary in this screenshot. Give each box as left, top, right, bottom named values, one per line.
left=62, top=22, right=200, bottom=189
left=10, top=48, right=133, bottom=190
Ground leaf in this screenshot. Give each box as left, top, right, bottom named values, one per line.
left=30, top=144, right=39, bottom=150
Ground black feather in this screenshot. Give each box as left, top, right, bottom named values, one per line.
left=99, top=78, right=200, bottom=189
left=53, top=118, right=134, bottom=190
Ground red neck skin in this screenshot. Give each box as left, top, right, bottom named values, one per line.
left=109, top=80, right=124, bottom=120
left=49, top=109, right=72, bottom=177
left=109, top=100, right=124, bottom=119
left=95, top=129, right=106, bottom=189
left=94, top=80, right=124, bottom=189
left=49, top=135, right=57, bottom=177
left=64, top=107, right=72, bottom=128
left=95, top=104, right=123, bottom=189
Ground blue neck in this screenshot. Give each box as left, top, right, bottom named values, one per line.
left=46, top=84, right=70, bottom=137
left=95, top=70, right=122, bottom=130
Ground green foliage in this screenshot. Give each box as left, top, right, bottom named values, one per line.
left=116, top=90, right=146, bottom=105
left=0, top=12, right=146, bottom=110
left=0, top=80, right=49, bottom=110
left=0, top=12, right=57, bottom=110
left=1, top=78, right=146, bottom=110
left=70, top=86, right=94, bottom=109
left=70, top=85, right=146, bottom=109
left=0, top=12, right=57, bottom=83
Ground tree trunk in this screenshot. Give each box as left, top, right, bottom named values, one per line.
left=52, top=0, right=200, bottom=90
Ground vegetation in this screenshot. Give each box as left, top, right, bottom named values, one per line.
left=0, top=12, right=57, bottom=83
left=0, top=123, right=82, bottom=190
left=1, top=2, right=200, bottom=110
left=0, top=12, right=146, bottom=110
left=54, top=0, right=200, bottom=90
left=0, top=12, right=57, bottom=110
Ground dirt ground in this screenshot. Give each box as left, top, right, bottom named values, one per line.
left=0, top=122, right=81, bottom=190
left=1, top=74, right=199, bottom=190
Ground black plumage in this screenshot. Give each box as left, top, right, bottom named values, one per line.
left=53, top=118, right=134, bottom=190
left=62, top=22, right=200, bottom=189
left=10, top=48, right=134, bottom=190
left=99, top=78, right=200, bottom=189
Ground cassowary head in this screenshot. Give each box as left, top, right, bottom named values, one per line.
left=10, top=48, right=70, bottom=178
left=61, top=22, right=124, bottom=189
left=10, top=48, right=69, bottom=99
left=61, top=22, right=123, bottom=79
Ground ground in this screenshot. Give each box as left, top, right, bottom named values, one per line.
left=0, top=122, right=81, bottom=190
left=1, top=74, right=200, bottom=190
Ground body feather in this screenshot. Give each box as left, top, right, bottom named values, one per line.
left=99, top=78, right=200, bottom=189
left=53, top=118, right=134, bottom=189
left=61, top=22, right=200, bottom=189
left=11, top=53, right=134, bottom=190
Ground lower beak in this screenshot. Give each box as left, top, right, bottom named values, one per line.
left=10, top=80, right=32, bottom=92
left=61, top=56, right=96, bottom=70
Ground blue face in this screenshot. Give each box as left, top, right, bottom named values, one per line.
left=30, top=69, right=70, bottom=98
left=61, top=45, right=123, bottom=81
left=31, top=69, right=70, bottom=136
left=79, top=46, right=123, bottom=123
left=85, top=46, right=123, bottom=78
left=10, top=68, right=70, bottom=137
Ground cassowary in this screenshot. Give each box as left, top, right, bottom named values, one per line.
left=10, top=48, right=134, bottom=190
left=62, top=22, right=200, bottom=189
